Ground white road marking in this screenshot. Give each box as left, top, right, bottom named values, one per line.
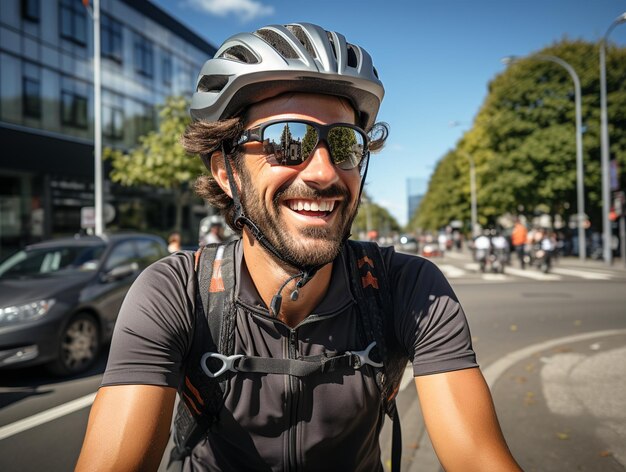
left=482, top=329, right=626, bottom=389
left=482, top=273, right=508, bottom=281
left=0, top=392, right=96, bottom=441
left=399, top=363, right=414, bottom=391
left=502, top=266, right=562, bottom=281
left=550, top=267, right=613, bottom=280
left=438, top=264, right=467, bottom=278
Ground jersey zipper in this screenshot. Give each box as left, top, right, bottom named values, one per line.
left=287, top=327, right=299, bottom=471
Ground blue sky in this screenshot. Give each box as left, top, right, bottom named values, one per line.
left=151, top=0, right=626, bottom=226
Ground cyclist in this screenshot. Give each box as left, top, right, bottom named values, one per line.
left=76, top=22, right=521, bottom=472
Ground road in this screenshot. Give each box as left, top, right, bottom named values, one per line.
left=1, top=250, right=625, bottom=472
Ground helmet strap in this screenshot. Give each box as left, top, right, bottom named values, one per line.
left=220, top=143, right=319, bottom=281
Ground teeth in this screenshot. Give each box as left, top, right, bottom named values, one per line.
left=288, top=200, right=336, bottom=212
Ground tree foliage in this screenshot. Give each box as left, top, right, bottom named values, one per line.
left=412, top=39, right=626, bottom=233
left=352, top=191, right=401, bottom=236
left=104, top=96, right=205, bottom=232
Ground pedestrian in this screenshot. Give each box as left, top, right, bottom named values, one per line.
left=511, top=217, right=528, bottom=269
left=199, top=215, right=225, bottom=245
left=167, top=231, right=181, bottom=253
left=76, top=22, right=521, bottom=472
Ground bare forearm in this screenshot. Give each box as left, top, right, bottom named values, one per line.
left=75, top=385, right=176, bottom=472
left=416, top=368, right=522, bottom=471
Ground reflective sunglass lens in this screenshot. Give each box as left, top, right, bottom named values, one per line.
left=327, top=126, right=364, bottom=170
left=258, top=121, right=365, bottom=169
left=263, top=122, right=318, bottom=166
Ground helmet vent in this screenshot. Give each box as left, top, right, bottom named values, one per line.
left=218, top=45, right=259, bottom=64
left=197, top=74, right=229, bottom=93
left=373, top=67, right=379, bottom=79
left=255, top=28, right=299, bottom=59
left=346, top=44, right=359, bottom=68
left=326, top=32, right=338, bottom=61
left=286, top=24, right=317, bottom=59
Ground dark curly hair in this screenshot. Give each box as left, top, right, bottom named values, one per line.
left=181, top=117, right=389, bottom=232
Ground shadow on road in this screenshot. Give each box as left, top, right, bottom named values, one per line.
left=0, top=345, right=110, bottom=409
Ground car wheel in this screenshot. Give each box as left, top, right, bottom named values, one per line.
left=48, top=313, right=100, bottom=376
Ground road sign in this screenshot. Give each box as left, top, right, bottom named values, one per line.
left=81, top=204, right=115, bottom=228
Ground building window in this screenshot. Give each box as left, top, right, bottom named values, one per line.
left=23, top=77, right=41, bottom=118
left=61, top=90, right=88, bottom=129
left=23, top=63, right=42, bottom=118
left=103, top=90, right=124, bottom=140
left=101, top=13, right=123, bottom=63
left=137, top=103, right=155, bottom=137
left=162, top=55, right=172, bottom=85
left=60, top=0, right=87, bottom=45
left=134, top=34, right=153, bottom=77
left=22, top=0, right=40, bottom=22
left=103, top=105, right=124, bottom=139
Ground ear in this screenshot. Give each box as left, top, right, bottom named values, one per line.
left=211, top=151, right=236, bottom=198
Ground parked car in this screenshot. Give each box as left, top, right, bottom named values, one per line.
left=421, top=242, right=443, bottom=258
left=396, top=235, right=419, bottom=254
left=0, top=233, right=168, bottom=376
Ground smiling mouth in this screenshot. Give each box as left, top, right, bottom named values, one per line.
left=285, top=199, right=337, bottom=218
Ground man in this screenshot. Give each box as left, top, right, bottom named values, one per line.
left=511, top=218, right=528, bottom=269
left=77, top=23, right=520, bottom=471
left=198, top=215, right=225, bottom=245
left=473, top=229, right=492, bottom=273
left=167, top=232, right=182, bottom=253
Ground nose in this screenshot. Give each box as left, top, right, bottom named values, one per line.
left=298, top=142, right=340, bottom=189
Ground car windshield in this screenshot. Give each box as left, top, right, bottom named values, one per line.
left=0, top=244, right=106, bottom=279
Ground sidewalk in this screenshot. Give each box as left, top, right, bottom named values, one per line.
left=396, top=330, right=626, bottom=472
left=488, top=330, right=626, bottom=471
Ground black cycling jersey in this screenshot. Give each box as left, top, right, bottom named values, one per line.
left=102, top=240, right=477, bottom=471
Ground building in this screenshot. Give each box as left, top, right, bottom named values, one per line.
left=407, top=177, right=426, bottom=223
left=0, top=0, right=216, bottom=256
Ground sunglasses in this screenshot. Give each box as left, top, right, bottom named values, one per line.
left=237, top=119, right=369, bottom=170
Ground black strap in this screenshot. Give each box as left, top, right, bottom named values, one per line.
left=346, top=240, right=405, bottom=472
left=204, top=351, right=365, bottom=377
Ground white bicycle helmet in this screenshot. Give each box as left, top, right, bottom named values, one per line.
left=190, top=22, right=384, bottom=130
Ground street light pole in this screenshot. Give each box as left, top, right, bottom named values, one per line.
left=84, top=0, right=104, bottom=236
left=600, top=13, right=626, bottom=265
left=502, top=55, right=586, bottom=260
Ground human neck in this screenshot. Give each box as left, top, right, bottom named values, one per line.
left=241, top=231, right=333, bottom=328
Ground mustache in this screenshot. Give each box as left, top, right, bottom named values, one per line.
left=274, top=183, right=351, bottom=203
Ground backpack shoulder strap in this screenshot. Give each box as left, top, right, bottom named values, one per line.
left=346, top=240, right=406, bottom=472
left=168, top=241, right=238, bottom=467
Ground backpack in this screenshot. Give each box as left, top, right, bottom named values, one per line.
left=167, top=239, right=407, bottom=472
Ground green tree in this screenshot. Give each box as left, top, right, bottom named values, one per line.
left=328, top=126, right=358, bottom=167
left=352, top=191, right=401, bottom=236
left=301, top=125, right=317, bottom=158
left=280, top=123, right=292, bottom=148
left=104, top=96, right=205, bottom=232
left=414, top=39, right=626, bottom=232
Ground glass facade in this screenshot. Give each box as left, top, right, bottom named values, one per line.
left=0, top=0, right=216, bottom=257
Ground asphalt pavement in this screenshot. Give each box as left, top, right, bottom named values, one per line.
left=388, top=250, right=626, bottom=472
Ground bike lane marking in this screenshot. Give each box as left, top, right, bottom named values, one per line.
left=438, top=264, right=467, bottom=278
left=503, top=266, right=562, bottom=281
left=550, top=267, right=613, bottom=280
left=0, top=392, right=96, bottom=441
left=482, top=329, right=626, bottom=389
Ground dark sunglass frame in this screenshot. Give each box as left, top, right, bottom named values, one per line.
left=236, top=119, right=369, bottom=170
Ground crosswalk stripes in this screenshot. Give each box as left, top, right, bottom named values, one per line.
left=504, top=266, right=562, bottom=281
left=549, top=267, right=613, bottom=280
left=435, top=260, right=621, bottom=283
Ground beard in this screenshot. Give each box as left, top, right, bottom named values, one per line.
left=238, top=166, right=358, bottom=269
